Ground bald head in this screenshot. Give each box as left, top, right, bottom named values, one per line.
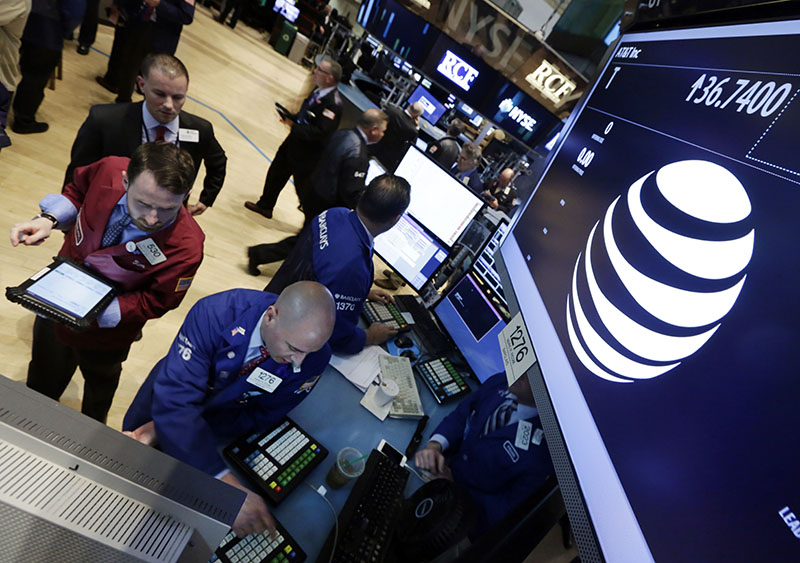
left=498, top=168, right=515, bottom=188
left=408, top=102, right=424, bottom=118
left=261, top=282, right=336, bottom=367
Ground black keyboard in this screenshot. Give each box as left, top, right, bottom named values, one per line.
left=210, top=520, right=306, bottom=563
left=318, top=450, right=409, bottom=563
left=415, top=357, right=471, bottom=404
left=224, top=417, right=328, bottom=505
left=394, top=295, right=451, bottom=356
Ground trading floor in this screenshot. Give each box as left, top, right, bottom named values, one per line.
left=0, top=7, right=326, bottom=431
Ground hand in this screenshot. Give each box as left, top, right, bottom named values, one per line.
left=364, top=322, right=398, bottom=346
left=220, top=473, right=277, bottom=538
left=487, top=197, right=499, bottom=210
left=10, top=217, right=54, bottom=247
left=122, top=420, right=158, bottom=446
left=187, top=202, right=208, bottom=216
left=414, top=442, right=450, bottom=478
left=368, top=288, right=394, bottom=304
left=278, top=112, right=292, bottom=127
left=144, top=0, right=160, bottom=6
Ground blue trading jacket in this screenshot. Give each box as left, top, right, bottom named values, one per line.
left=123, top=289, right=331, bottom=475
left=433, top=373, right=554, bottom=531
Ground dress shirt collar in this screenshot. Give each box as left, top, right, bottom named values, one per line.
left=245, top=311, right=269, bottom=362
left=142, top=104, right=179, bottom=142
left=312, top=85, right=336, bottom=102
left=355, top=212, right=374, bottom=248
left=355, top=126, right=370, bottom=145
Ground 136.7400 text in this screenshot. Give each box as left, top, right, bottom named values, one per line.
left=685, top=74, right=793, bottom=117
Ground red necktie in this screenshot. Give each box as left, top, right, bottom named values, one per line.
left=155, top=125, right=167, bottom=141
left=238, top=346, right=270, bottom=377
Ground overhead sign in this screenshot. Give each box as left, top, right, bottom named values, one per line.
left=437, top=50, right=480, bottom=91
left=525, top=60, right=577, bottom=108
left=498, top=98, right=537, bottom=132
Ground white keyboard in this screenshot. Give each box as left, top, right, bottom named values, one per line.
left=380, top=355, right=425, bottom=419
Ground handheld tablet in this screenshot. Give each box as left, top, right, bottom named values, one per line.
left=275, top=102, right=294, bottom=121
left=6, top=257, right=118, bottom=330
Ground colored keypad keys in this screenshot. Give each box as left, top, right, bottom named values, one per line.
left=211, top=521, right=306, bottom=563
left=224, top=417, right=328, bottom=505
left=415, top=357, right=471, bottom=404
left=363, top=301, right=409, bottom=331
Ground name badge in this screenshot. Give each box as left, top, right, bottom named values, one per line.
left=515, top=420, right=532, bottom=451
left=247, top=367, right=282, bottom=393
left=178, top=128, right=200, bottom=143
left=136, top=238, right=166, bottom=265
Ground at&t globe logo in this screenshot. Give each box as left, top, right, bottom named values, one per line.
left=566, top=160, right=754, bottom=383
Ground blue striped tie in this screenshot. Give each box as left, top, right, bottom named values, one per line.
left=102, top=214, right=133, bottom=248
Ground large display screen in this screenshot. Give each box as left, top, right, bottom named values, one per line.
left=356, top=0, right=438, bottom=67
left=394, top=146, right=483, bottom=247
left=486, top=82, right=558, bottom=148
left=374, top=214, right=448, bottom=291
left=499, top=18, right=800, bottom=562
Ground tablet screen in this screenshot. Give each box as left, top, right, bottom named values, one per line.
left=27, top=262, right=114, bottom=317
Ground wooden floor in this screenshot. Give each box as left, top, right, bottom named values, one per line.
left=0, top=8, right=329, bottom=430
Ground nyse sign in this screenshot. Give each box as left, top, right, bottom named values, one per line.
left=437, top=50, right=480, bottom=91
left=498, top=98, right=536, bottom=132
left=526, top=60, right=577, bottom=107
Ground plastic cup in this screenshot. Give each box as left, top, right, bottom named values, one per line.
left=325, top=447, right=365, bottom=489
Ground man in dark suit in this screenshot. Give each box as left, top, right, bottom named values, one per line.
left=66, top=54, right=226, bottom=216
left=450, top=142, right=485, bottom=195
left=426, top=119, right=465, bottom=169
left=247, top=108, right=388, bottom=274
left=245, top=55, right=343, bottom=220
left=370, top=101, right=423, bottom=171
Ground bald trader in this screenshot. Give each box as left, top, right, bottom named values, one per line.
left=123, top=281, right=336, bottom=536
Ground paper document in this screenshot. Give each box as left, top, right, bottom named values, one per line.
left=329, top=345, right=390, bottom=392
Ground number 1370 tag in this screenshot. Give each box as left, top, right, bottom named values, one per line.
left=498, top=312, right=537, bottom=387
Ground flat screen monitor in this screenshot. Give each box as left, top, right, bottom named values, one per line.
left=394, top=146, right=484, bottom=247
left=498, top=12, right=800, bottom=562
left=356, top=0, right=438, bottom=67
left=366, top=158, right=386, bottom=184
left=408, top=84, right=447, bottom=125
left=273, top=0, right=299, bottom=22
left=434, top=271, right=505, bottom=383
left=374, top=213, right=448, bottom=290
left=485, top=81, right=558, bottom=148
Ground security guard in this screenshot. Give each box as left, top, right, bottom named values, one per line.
left=123, top=282, right=336, bottom=537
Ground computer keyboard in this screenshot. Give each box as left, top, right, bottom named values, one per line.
left=379, top=354, right=424, bottom=419
left=224, top=418, right=328, bottom=504
left=210, top=520, right=306, bottom=563
left=318, top=449, right=410, bottom=563
left=415, top=357, right=471, bottom=404
left=363, top=300, right=410, bottom=331
left=394, top=295, right=452, bottom=356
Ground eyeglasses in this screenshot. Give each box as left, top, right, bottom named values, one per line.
left=314, top=65, right=333, bottom=75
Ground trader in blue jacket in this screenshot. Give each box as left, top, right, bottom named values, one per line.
left=414, top=372, right=554, bottom=534
left=265, top=174, right=411, bottom=354
left=123, top=281, right=336, bottom=537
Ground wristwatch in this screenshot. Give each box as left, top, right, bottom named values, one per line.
left=34, top=211, right=59, bottom=228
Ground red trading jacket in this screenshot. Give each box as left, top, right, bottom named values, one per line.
left=56, top=156, right=205, bottom=349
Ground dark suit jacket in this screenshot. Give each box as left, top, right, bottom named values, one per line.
left=284, top=87, right=344, bottom=163
left=370, top=104, right=418, bottom=171
left=65, top=102, right=227, bottom=207
left=309, top=128, right=369, bottom=212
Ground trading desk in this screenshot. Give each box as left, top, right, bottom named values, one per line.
left=262, top=362, right=472, bottom=561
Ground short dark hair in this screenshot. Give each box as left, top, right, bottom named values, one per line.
left=128, top=142, right=196, bottom=196
left=357, top=174, right=411, bottom=224
left=141, top=53, right=189, bottom=82
left=447, top=119, right=465, bottom=137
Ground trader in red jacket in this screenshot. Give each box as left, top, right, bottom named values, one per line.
left=10, top=142, right=204, bottom=423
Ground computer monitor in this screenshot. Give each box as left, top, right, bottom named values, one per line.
left=356, top=0, right=438, bottom=67
left=497, top=8, right=800, bottom=562
left=366, top=158, right=386, bottom=184
left=374, top=213, right=448, bottom=290
left=434, top=270, right=506, bottom=383
left=408, top=84, right=447, bottom=125
left=273, top=0, right=300, bottom=22
left=394, top=146, right=484, bottom=247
